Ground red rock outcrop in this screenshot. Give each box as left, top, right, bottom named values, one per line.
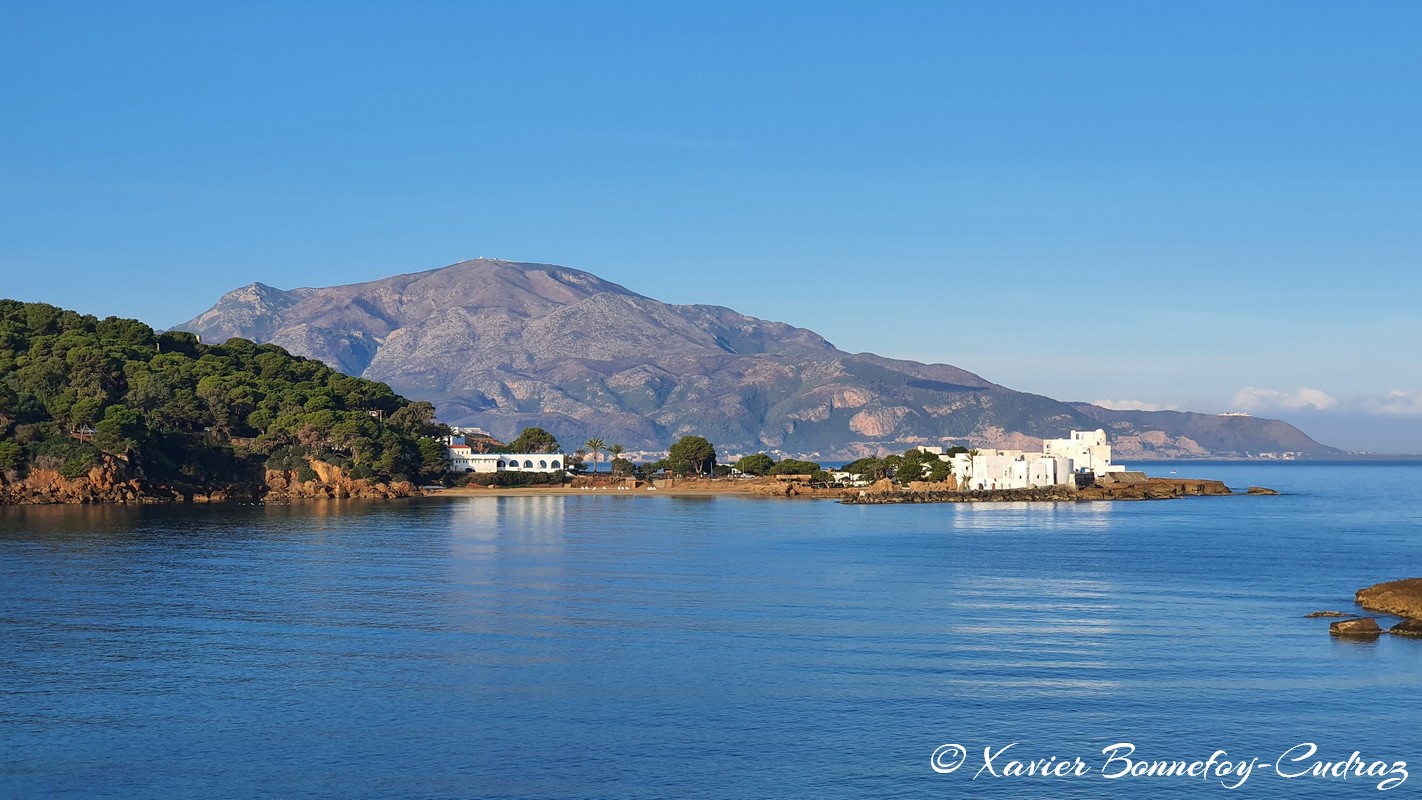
left=263, top=460, right=418, bottom=500
left=0, top=461, right=149, bottom=505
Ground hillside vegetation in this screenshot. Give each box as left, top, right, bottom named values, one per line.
left=0, top=300, right=447, bottom=493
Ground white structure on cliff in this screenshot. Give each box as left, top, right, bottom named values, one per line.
left=446, top=443, right=566, bottom=474
left=946, top=429, right=1126, bottom=491
left=1042, top=429, right=1123, bottom=476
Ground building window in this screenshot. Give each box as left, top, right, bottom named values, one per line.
left=539, top=460, right=547, bottom=469
left=497, top=460, right=506, bottom=469
left=523, top=460, right=533, bottom=468
left=551, top=460, right=560, bottom=469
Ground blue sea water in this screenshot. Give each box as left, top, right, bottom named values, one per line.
left=2, top=462, right=1420, bottom=799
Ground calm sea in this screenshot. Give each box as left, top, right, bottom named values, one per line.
left=3, top=463, right=1421, bottom=799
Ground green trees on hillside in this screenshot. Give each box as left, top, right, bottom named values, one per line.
left=0, top=300, right=448, bottom=486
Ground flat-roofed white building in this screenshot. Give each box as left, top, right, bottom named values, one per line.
left=1042, top=429, right=1124, bottom=475
left=952, top=450, right=1075, bottom=491
left=942, top=429, right=1127, bottom=490
left=446, top=444, right=566, bottom=474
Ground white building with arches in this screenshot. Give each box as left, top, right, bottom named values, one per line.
left=446, top=444, right=566, bottom=474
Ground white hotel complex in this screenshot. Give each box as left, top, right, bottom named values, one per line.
left=927, top=429, right=1127, bottom=491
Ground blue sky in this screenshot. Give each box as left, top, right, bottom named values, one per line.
left=3, top=2, right=1420, bottom=451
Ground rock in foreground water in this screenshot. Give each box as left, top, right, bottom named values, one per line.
left=1330, top=617, right=1383, bottom=636
left=1356, top=578, right=1422, bottom=620
left=1388, top=619, right=1422, bottom=637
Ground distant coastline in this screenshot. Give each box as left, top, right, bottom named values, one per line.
left=1127, top=455, right=1422, bottom=463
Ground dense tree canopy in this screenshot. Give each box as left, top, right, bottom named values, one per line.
left=734, top=453, right=774, bottom=476
left=767, top=458, right=822, bottom=476
left=841, top=456, right=886, bottom=480
left=504, top=427, right=561, bottom=454
left=894, top=447, right=952, bottom=484
left=0, top=300, right=447, bottom=485
left=667, top=435, right=716, bottom=475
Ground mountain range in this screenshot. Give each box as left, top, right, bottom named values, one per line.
left=175, top=259, right=1340, bottom=459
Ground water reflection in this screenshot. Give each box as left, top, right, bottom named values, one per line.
left=445, top=497, right=572, bottom=638
left=0, top=503, right=148, bottom=537
left=448, top=496, right=567, bottom=547
left=949, top=500, right=1116, bottom=532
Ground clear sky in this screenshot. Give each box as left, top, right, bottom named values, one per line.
left=3, top=2, right=1419, bottom=451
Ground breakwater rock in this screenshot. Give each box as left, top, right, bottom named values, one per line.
left=1078, top=477, right=1231, bottom=499
left=1356, top=578, right=1422, bottom=621
left=842, top=477, right=1235, bottom=505
left=846, top=486, right=1079, bottom=504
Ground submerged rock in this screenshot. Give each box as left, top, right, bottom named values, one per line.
left=1304, top=611, right=1349, bottom=618
left=1329, top=617, right=1383, bottom=637
left=1356, top=578, right=1422, bottom=621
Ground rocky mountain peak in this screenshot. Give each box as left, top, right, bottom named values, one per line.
left=174, top=258, right=1341, bottom=458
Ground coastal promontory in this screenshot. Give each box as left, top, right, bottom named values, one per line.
left=1356, top=578, right=1422, bottom=621
left=0, top=300, right=447, bottom=505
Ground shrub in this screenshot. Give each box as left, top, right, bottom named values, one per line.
left=265, top=444, right=309, bottom=471
left=464, top=470, right=563, bottom=487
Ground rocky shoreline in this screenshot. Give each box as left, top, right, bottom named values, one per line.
left=0, top=457, right=420, bottom=506
left=841, top=477, right=1236, bottom=504
left=0, top=466, right=1258, bottom=507
left=1356, top=577, right=1422, bottom=620
left=1316, top=578, right=1422, bottom=639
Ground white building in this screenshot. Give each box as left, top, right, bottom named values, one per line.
left=1042, top=429, right=1124, bottom=475
left=943, top=429, right=1126, bottom=491
left=830, top=470, right=870, bottom=486
left=446, top=444, right=566, bottom=474
left=950, top=450, right=1075, bottom=491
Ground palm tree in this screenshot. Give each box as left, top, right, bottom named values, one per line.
left=584, top=437, right=606, bottom=474
left=608, top=443, right=626, bottom=474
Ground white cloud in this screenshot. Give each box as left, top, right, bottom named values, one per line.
left=1229, top=386, right=1339, bottom=413
left=1092, top=399, right=1179, bottom=412
left=1228, top=387, right=1422, bottom=417
left=1358, top=389, right=1422, bottom=417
